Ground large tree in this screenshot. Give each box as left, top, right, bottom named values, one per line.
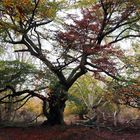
left=0, top=0, right=140, bottom=125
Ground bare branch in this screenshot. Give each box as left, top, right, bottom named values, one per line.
left=14, top=96, right=32, bottom=111
left=86, top=62, right=120, bottom=80
left=110, top=34, right=140, bottom=44
left=14, top=49, right=29, bottom=52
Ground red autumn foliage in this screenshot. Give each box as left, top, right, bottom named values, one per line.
left=115, top=84, right=140, bottom=107
left=57, top=0, right=139, bottom=84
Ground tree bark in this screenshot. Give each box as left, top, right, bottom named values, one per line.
left=42, top=83, right=68, bottom=126
left=47, top=99, right=66, bottom=125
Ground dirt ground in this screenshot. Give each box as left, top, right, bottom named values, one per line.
left=0, top=125, right=139, bottom=140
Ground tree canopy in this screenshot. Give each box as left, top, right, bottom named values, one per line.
left=0, top=0, right=140, bottom=125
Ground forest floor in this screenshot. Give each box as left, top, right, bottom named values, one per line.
left=0, top=124, right=139, bottom=140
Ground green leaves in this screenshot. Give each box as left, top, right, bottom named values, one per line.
left=67, top=74, right=105, bottom=115
left=0, top=60, right=36, bottom=88
left=74, top=0, right=97, bottom=8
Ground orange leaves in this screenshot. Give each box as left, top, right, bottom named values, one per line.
left=3, top=0, right=32, bottom=9
left=2, top=0, right=33, bottom=21
left=2, top=0, right=56, bottom=20
left=3, top=0, right=31, bottom=6
left=3, top=0, right=13, bottom=6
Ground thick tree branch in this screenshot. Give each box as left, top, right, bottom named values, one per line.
left=0, top=86, right=47, bottom=102
left=67, top=54, right=87, bottom=88
left=58, top=55, right=82, bottom=71
left=22, top=35, right=68, bottom=86
left=67, top=65, right=81, bottom=83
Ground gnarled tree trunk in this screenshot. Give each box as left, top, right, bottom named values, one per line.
left=42, top=83, right=68, bottom=126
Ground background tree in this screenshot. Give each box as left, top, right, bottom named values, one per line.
left=0, top=0, right=140, bottom=125
left=67, top=74, right=105, bottom=120
left=0, top=44, right=54, bottom=123
left=0, top=47, right=43, bottom=122
left=106, top=43, right=140, bottom=109
left=66, top=74, right=122, bottom=126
